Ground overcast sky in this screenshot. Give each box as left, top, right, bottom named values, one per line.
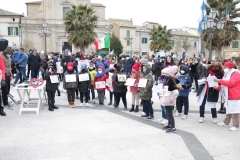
left=1, top=0, right=205, bottom=29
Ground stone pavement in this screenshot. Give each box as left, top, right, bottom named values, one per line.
left=1, top=82, right=240, bottom=160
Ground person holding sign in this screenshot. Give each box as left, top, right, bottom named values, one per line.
left=63, top=62, right=78, bottom=108
left=113, top=64, right=128, bottom=110
left=215, top=61, right=240, bottom=131
left=160, top=67, right=179, bottom=133
left=44, top=64, right=60, bottom=111
left=197, top=62, right=224, bottom=124
left=139, top=63, right=154, bottom=119
left=93, top=66, right=108, bottom=105
left=78, top=64, right=91, bottom=107
left=129, top=62, right=141, bottom=112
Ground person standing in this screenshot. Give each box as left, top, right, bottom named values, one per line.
left=27, top=48, right=41, bottom=78
left=78, top=64, right=91, bottom=107
left=216, top=62, right=240, bottom=131
left=0, top=47, right=13, bottom=109
left=13, top=48, right=28, bottom=86
left=61, top=49, right=75, bottom=73
left=124, top=56, right=133, bottom=78
left=139, top=63, right=154, bottom=119
left=44, top=65, right=59, bottom=111
left=0, top=53, right=6, bottom=116
left=63, top=62, right=78, bottom=108
left=113, top=64, right=128, bottom=110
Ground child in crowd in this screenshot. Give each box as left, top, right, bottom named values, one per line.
left=113, top=64, right=128, bottom=109
left=139, top=63, right=154, bottom=119
left=107, top=67, right=115, bottom=106
left=94, top=66, right=108, bottom=105
left=78, top=64, right=91, bottom=107
left=175, top=65, right=192, bottom=119
left=63, top=62, right=78, bottom=108
left=88, top=61, right=97, bottom=103
left=44, top=64, right=60, bottom=111
left=160, top=67, right=179, bottom=133
left=129, top=62, right=141, bottom=112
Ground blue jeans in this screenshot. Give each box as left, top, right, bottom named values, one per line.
left=161, top=105, right=168, bottom=119
left=14, top=67, right=28, bottom=84
left=200, top=95, right=217, bottom=118
left=142, top=100, right=154, bottom=117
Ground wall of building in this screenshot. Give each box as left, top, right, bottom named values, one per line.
left=0, top=16, right=21, bottom=48
left=27, top=4, right=41, bottom=17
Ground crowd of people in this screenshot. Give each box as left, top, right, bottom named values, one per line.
left=0, top=46, right=240, bottom=133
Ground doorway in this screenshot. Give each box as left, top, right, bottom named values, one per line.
left=62, top=42, right=72, bottom=53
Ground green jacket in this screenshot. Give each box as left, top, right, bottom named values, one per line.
left=89, top=69, right=97, bottom=85
left=63, top=71, right=78, bottom=89
left=139, top=63, right=153, bottom=101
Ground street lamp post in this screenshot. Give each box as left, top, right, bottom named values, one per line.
left=201, top=9, right=224, bottom=61
left=38, top=20, right=52, bottom=54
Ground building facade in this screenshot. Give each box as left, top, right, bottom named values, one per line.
left=0, top=9, right=22, bottom=50
left=20, top=0, right=109, bottom=54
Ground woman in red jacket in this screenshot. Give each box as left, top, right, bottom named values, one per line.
left=0, top=54, right=6, bottom=116
left=215, top=62, right=240, bottom=131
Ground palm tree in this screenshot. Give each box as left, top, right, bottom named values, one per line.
left=64, top=5, right=98, bottom=51
left=203, top=0, right=240, bottom=55
left=149, top=25, right=172, bottom=52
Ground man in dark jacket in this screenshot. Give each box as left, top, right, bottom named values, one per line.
left=61, top=49, right=75, bottom=73
left=124, top=56, right=133, bottom=78
left=192, top=58, right=207, bottom=91
left=27, top=48, right=41, bottom=78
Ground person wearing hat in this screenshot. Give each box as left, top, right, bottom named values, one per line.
left=44, top=64, right=60, bottom=111
left=197, top=61, right=224, bottom=124
left=1, top=47, right=13, bottom=110
left=27, top=48, right=41, bottom=78
left=61, top=49, right=75, bottom=73
left=215, top=61, right=240, bottom=131
left=160, top=67, right=179, bottom=133
left=63, top=62, right=78, bottom=108
left=128, top=62, right=141, bottom=112
left=88, top=61, right=97, bottom=102
left=94, top=52, right=109, bottom=75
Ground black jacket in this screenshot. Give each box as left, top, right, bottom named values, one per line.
left=44, top=72, right=59, bottom=92
left=42, top=58, right=56, bottom=71
left=78, top=72, right=91, bottom=92
left=197, top=72, right=224, bottom=102
left=27, top=53, right=41, bottom=70
left=61, top=55, right=75, bottom=72
left=113, top=72, right=127, bottom=93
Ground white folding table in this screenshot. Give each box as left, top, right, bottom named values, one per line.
left=14, top=84, right=47, bottom=115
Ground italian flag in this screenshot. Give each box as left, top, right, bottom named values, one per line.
left=226, top=3, right=229, bottom=24
left=93, top=34, right=110, bottom=50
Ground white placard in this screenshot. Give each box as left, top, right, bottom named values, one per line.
left=50, top=75, right=59, bottom=83
left=125, top=78, right=136, bottom=86
left=78, top=60, right=90, bottom=73
left=110, top=64, right=114, bottom=69
left=159, top=85, right=170, bottom=96
left=56, top=62, right=63, bottom=73
left=65, top=74, right=76, bottom=82
left=207, top=76, right=218, bottom=87
left=198, top=78, right=206, bottom=85
left=79, top=73, right=89, bottom=82
left=138, top=79, right=148, bottom=88
left=117, top=74, right=127, bottom=82
left=95, top=81, right=106, bottom=89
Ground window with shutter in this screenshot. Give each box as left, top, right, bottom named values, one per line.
left=8, top=27, right=11, bottom=35
left=194, top=41, right=197, bottom=47
left=127, top=40, right=130, bottom=46
left=172, top=40, right=175, bottom=46
left=15, top=27, right=18, bottom=35
left=127, top=30, right=130, bottom=38
left=232, top=41, right=238, bottom=48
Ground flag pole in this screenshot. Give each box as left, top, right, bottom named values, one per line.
left=223, top=22, right=226, bottom=60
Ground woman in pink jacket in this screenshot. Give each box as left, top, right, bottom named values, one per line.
left=0, top=54, right=6, bottom=116
left=215, top=61, right=240, bottom=131
left=129, top=62, right=141, bottom=112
